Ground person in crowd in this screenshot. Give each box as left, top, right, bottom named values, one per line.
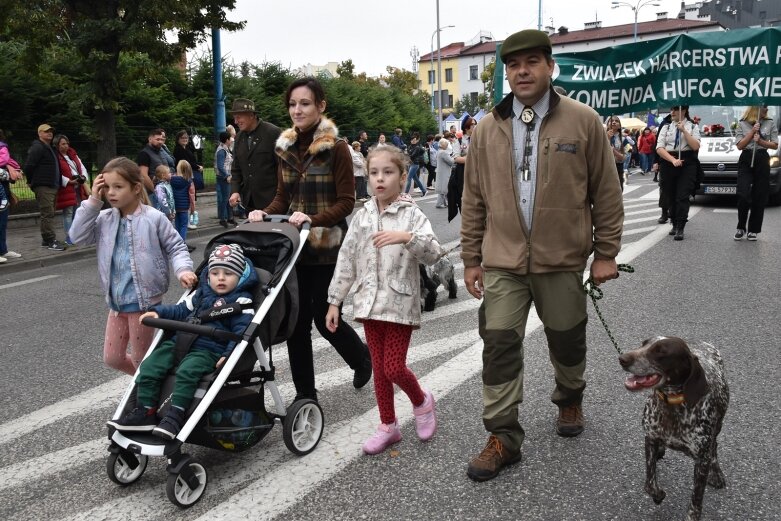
left=70, top=157, right=196, bottom=375
left=159, top=131, right=177, bottom=173
left=656, top=105, right=701, bottom=241
left=24, top=123, right=66, bottom=251
left=652, top=114, right=673, bottom=224
left=637, top=127, right=656, bottom=175
left=435, top=137, right=453, bottom=208
left=391, top=128, right=406, bottom=151
left=350, top=141, right=368, bottom=201
left=460, top=29, right=623, bottom=482
left=153, top=165, right=175, bottom=222
left=622, top=129, right=635, bottom=180
left=53, top=134, right=89, bottom=245
left=108, top=243, right=258, bottom=439
left=425, top=134, right=438, bottom=189
left=137, top=128, right=168, bottom=207
left=733, top=105, right=778, bottom=241
left=404, top=132, right=427, bottom=197
left=170, top=160, right=195, bottom=246
left=228, top=98, right=281, bottom=213
left=357, top=130, right=369, bottom=157
left=606, top=116, right=626, bottom=191
left=326, top=145, right=444, bottom=455
left=173, top=130, right=204, bottom=191
left=247, top=77, right=372, bottom=403
left=377, top=133, right=387, bottom=146
left=449, top=116, right=476, bottom=220
left=0, top=129, right=22, bottom=262
left=214, top=130, right=235, bottom=227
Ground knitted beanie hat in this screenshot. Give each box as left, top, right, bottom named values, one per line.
left=208, top=243, right=245, bottom=276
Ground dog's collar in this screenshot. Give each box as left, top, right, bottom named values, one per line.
left=656, top=388, right=685, bottom=406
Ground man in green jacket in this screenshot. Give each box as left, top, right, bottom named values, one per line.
left=228, top=98, right=281, bottom=213
left=461, top=29, right=624, bottom=482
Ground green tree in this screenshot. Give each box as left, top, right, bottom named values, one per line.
left=336, top=59, right=355, bottom=80
left=382, top=66, right=420, bottom=96
left=0, top=0, right=243, bottom=168
left=481, top=60, right=497, bottom=107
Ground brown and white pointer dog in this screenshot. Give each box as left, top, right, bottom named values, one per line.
left=619, top=336, right=729, bottom=521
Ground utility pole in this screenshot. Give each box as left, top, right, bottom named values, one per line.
left=212, top=28, right=226, bottom=139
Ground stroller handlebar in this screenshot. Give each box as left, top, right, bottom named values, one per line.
left=141, top=317, right=243, bottom=343
left=236, top=214, right=311, bottom=231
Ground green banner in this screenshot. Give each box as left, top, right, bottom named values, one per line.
left=554, top=27, right=781, bottom=116
left=495, top=27, right=781, bottom=116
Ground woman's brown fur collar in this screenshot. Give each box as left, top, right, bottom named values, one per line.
left=275, top=117, right=339, bottom=156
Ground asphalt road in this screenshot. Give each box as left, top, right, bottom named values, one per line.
left=0, top=175, right=779, bottom=520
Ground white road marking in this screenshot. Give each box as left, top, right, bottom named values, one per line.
left=624, top=207, right=662, bottom=217
left=712, top=209, right=738, bottom=213
left=639, top=187, right=661, bottom=200
left=622, top=225, right=660, bottom=237
left=0, top=274, right=60, bottom=290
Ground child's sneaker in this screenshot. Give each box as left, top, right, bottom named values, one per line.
left=153, top=407, right=186, bottom=440
left=107, top=407, right=157, bottom=432
left=362, top=420, right=402, bottom=455
left=0, top=199, right=7, bottom=211
left=413, top=389, right=437, bottom=441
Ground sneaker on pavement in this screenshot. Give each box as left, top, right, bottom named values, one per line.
left=747, top=232, right=757, bottom=241
left=413, top=389, right=437, bottom=441
left=47, top=240, right=66, bottom=251
left=466, top=435, right=522, bottom=482
left=187, top=223, right=197, bottom=230
left=152, top=407, right=186, bottom=440
left=107, top=407, right=158, bottom=432
left=733, top=229, right=745, bottom=240
left=3, top=251, right=22, bottom=258
left=362, top=420, right=402, bottom=455
left=556, top=404, right=585, bottom=437
left=353, top=347, right=373, bottom=389
left=0, top=256, right=6, bottom=264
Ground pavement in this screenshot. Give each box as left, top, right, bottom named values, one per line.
left=0, top=192, right=226, bottom=275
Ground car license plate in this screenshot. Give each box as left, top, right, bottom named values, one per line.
left=703, top=186, right=737, bottom=194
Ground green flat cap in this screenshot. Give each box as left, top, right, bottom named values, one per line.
left=500, top=29, right=552, bottom=61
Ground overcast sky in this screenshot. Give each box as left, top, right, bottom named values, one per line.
left=197, top=0, right=687, bottom=77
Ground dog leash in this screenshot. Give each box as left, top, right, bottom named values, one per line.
left=582, top=263, right=635, bottom=354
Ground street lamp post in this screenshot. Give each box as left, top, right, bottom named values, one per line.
left=611, top=0, right=660, bottom=42
left=430, top=24, right=455, bottom=114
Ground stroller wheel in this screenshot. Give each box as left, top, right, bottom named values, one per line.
left=283, top=399, right=324, bottom=455
left=106, top=451, right=148, bottom=486
left=166, top=460, right=208, bottom=508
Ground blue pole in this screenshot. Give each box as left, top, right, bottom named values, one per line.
left=212, top=28, right=226, bottom=140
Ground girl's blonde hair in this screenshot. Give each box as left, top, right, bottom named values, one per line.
left=154, top=164, right=170, bottom=181
left=101, top=157, right=150, bottom=205
left=176, top=159, right=193, bottom=180
left=740, top=106, right=760, bottom=124
left=366, top=145, right=408, bottom=187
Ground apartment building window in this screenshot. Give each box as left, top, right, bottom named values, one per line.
left=448, top=94, right=454, bottom=108
left=469, top=65, right=479, bottom=80
left=445, top=68, right=453, bottom=82
left=470, top=92, right=479, bottom=105
left=439, top=90, right=449, bottom=109
left=428, top=70, right=435, bottom=85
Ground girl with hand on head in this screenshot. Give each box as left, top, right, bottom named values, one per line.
left=606, top=116, right=626, bottom=191
left=325, top=146, right=445, bottom=455
left=70, top=157, right=196, bottom=375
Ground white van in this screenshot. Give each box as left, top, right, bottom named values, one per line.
left=688, top=105, right=781, bottom=205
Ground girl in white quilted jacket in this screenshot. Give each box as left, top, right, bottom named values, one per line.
left=326, top=146, right=445, bottom=455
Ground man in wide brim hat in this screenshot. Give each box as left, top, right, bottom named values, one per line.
left=229, top=98, right=259, bottom=115
left=227, top=97, right=281, bottom=212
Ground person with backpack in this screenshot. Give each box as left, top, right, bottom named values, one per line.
left=404, top=132, right=427, bottom=196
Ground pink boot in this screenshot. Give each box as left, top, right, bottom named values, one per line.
left=413, top=389, right=437, bottom=441
left=362, top=420, right=402, bottom=455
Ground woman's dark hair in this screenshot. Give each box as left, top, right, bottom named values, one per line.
left=411, top=131, right=420, bottom=140
left=463, top=117, right=477, bottom=131
left=284, top=77, right=326, bottom=106
left=175, top=130, right=188, bottom=140
left=218, top=131, right=231, bottom=144
left=0, top=129, right=6, bottom=141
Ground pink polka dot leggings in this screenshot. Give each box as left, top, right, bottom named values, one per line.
left=103, top=310, right=156, bottom=376
left=363, top=320, right=425, bottom=425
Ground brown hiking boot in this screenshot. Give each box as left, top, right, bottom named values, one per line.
left=556, top=404, right=584, bottom=437
left=466, top=435, right=523, bottom=482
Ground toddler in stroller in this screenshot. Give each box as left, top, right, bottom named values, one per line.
left=105, top=219, right=324, bottom=508
left=107, top=243, right=258, bottom=439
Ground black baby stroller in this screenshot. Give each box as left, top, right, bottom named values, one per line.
left=105, top=218, right=323, bottom=508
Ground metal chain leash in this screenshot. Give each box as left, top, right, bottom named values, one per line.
left=582, top=264, right=635, bottom=354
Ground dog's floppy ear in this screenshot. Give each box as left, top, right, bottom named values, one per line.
left=683, top=355, right=709, bottom=406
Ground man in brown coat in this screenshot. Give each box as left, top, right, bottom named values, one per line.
left=228, top=98, right=281, bottom=213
